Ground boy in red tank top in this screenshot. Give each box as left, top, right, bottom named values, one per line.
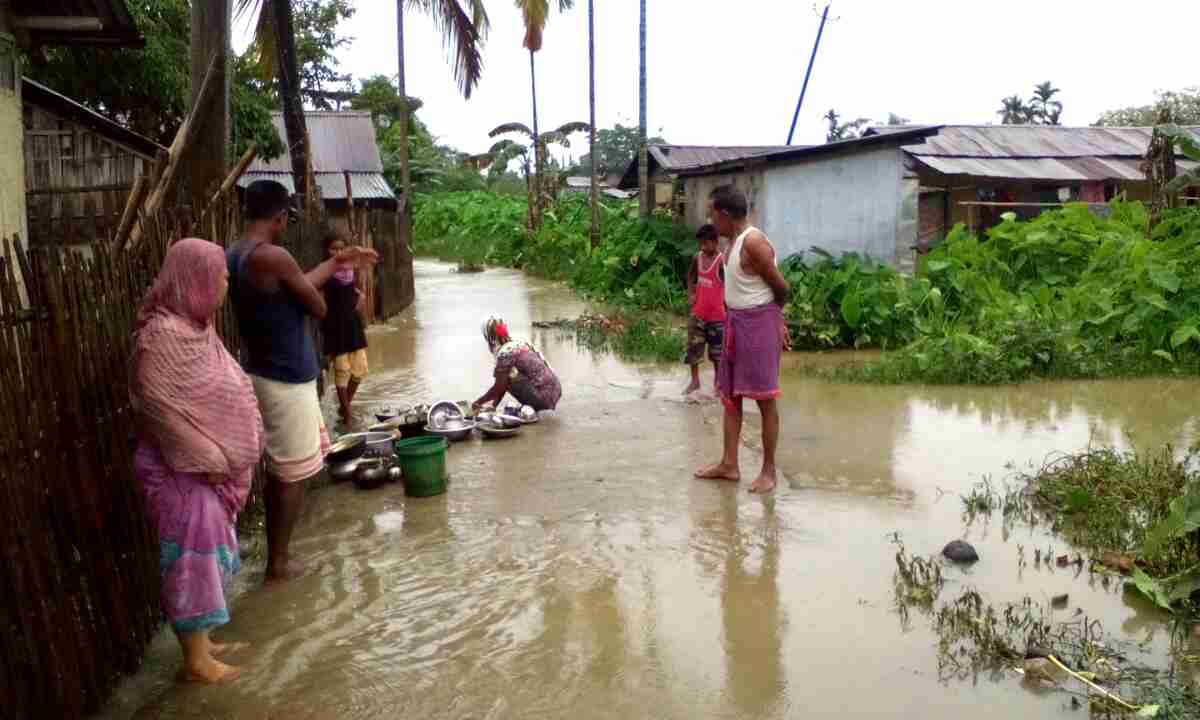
left=684, top=224, right=726, bottom=395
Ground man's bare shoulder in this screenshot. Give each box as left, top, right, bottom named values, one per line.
left=245, top=243, right=297, bottom=274
left=742, top=230, right=775, bottom=257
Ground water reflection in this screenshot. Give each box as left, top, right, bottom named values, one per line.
left=720, top=497, right=785, bottom=716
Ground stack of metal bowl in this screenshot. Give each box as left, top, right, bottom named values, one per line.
left=424, top=400, right=474, bottom=441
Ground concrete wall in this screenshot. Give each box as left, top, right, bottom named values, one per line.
left=0, top=29, right=25, bottom=243
left=683, top=146, right=912, bottom=268
left=759, top=146, right=910, bottom=266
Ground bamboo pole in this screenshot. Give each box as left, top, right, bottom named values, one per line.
left=112, top=176, right=149, bottom=248
left=195, top=144, right=257, bottom=226
left=124, top=55, right=221, bottom=254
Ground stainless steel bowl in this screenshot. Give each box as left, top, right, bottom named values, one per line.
left=424, top=419, right=475, bottom=442
left=491, top=413, right=523, bottom=429
left=480, top=424, right=521, bottom=439
left=519, top=405, right=537, bottom=422
left=338, top=431, right=396, bottom=457
left=328, top=458, right=360, bottom=481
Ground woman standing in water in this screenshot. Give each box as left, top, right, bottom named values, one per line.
left=473, top=316, right=562, bottom=412
left=130, top=238, right=263, bottom=683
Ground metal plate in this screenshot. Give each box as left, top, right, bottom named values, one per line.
left=480, top=425, right=522, bottom=439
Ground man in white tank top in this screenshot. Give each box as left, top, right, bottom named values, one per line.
left=694, top=185, right=791, bottom=493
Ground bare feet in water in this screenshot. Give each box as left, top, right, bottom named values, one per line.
left=682, top=380, right=700, bottom=396
left=210, top=641, right=250, bottom=657
left=694, top=462, right=740, bottom=482
left=748, top=469, right=778, bottom=494
left=179, top=658, right=241, bottom=684
left=264, top=559, right=305, bottom=585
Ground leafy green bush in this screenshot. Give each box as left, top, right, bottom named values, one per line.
left=412, top=191, right=693, bottom=313
left=847, top=203, right=1200, bottom=384
left=416, top=192, right=1200, bottom=384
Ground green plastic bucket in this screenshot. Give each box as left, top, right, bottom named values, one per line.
left=393, top=436, right=448, bottom=497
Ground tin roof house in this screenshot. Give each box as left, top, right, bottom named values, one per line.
left=669, top=125, right=1200, bottom=272
left=238, top=111, right=397, bottom=213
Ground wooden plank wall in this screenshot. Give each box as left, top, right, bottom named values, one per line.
left=23, top=103, right=152, bottom=246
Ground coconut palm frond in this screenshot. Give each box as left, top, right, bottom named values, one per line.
left=408, top=0, right=488, bottom=99
left=490, top=122, right=535, bottom=139
left=235, top=0, right=279, bottom=81
left=487, top=138, right=524, bottom=156
left=513, top=0, right=549, bottom=51
left=552, top=121, right=590, bottom=136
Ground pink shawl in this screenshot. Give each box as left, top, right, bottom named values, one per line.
left=130, top=238, right=264, bottom=518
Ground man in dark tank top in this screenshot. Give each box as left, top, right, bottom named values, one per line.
left=227, top=180, right=377, bottom=584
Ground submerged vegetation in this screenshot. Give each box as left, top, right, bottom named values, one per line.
left=955, top=448, right=1200, bottom=615
left=894, top=542, right=1199, bottom=718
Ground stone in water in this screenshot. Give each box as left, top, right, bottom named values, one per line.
left=942, top=540, right=979, bottom=564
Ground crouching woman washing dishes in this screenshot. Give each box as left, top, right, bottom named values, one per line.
left=130, top=238, right=264, bottom=683
left=473, top=317, right=562, bottom=413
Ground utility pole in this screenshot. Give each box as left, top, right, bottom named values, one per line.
left=189, top=0, right=231, bottom=213
left=637, top=0, right=649, bottom=218
left=786, top=2, right=830, bottom=146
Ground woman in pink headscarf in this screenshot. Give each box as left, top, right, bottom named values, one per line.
left=130, top=238, right=263, bottom=684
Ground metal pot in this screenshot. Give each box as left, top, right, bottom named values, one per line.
left=328, top=458, right=360, bottom=482
left=352, top=458, right=390, bottom=490
left=326, top=435, right=367, bottom=465
left=338, top=431, right=395, bottom=458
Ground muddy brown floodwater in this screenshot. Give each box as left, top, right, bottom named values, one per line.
left=104, top=260, right=1200, bottom=719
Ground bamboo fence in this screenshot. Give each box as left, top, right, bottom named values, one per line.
left=0, top=194, right=247, bottom=718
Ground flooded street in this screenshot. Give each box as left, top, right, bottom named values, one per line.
left=107, top=260, right=1200, bottom=719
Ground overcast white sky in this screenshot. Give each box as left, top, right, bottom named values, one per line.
left=238, top=0, right=1200, bottom=160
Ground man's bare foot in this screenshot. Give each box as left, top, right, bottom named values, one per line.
left=694, top=462, right=740, bottom=482
left=178, top=659, right=241, bottom=684
left=748, top=471, right=778, bottom=494
left=264, top=559, right=305, bottom=584
left=682, top=380, right=700, bottom=396
left=210, top=641, right=250, bottom=657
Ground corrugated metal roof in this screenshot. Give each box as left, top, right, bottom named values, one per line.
left=249, top=112, right=385, bottom=173
left=904, top=125, right=1200, bottom=159
left=673, top=126, right=944, bottom=179
left=650, top=145, right=795, bottom=171
left=11, top=0, right=143, bottom=46
left=915, top=156, right=1200, bottom=182
left=618, top=144, right=796, bottom=188
left=238, top=172, right=395, bottom=202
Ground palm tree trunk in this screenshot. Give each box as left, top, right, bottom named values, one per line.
left=395, top=0, right=414, bottom=312
left=271, top=0, right=310, bottom=207
left=637, top=0, right=649, bottom=218
left=587, top=0, right=599, bottom=246
left=396, top=0, right=412, bottom=201
left=529, top=49, right=542, bottom=229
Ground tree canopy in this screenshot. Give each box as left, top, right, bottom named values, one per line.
left=25, top=0, right=358, bottom=161
left=577, top=123, right=667, bottom=179
left=1095, top=88, right=1200, bottom=127
left=996, top=81, right=1064, bottom=125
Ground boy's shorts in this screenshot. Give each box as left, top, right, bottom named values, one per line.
left=685, top=316, right=724, bottom=365
left=333, top=348, right=368, bottom=387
